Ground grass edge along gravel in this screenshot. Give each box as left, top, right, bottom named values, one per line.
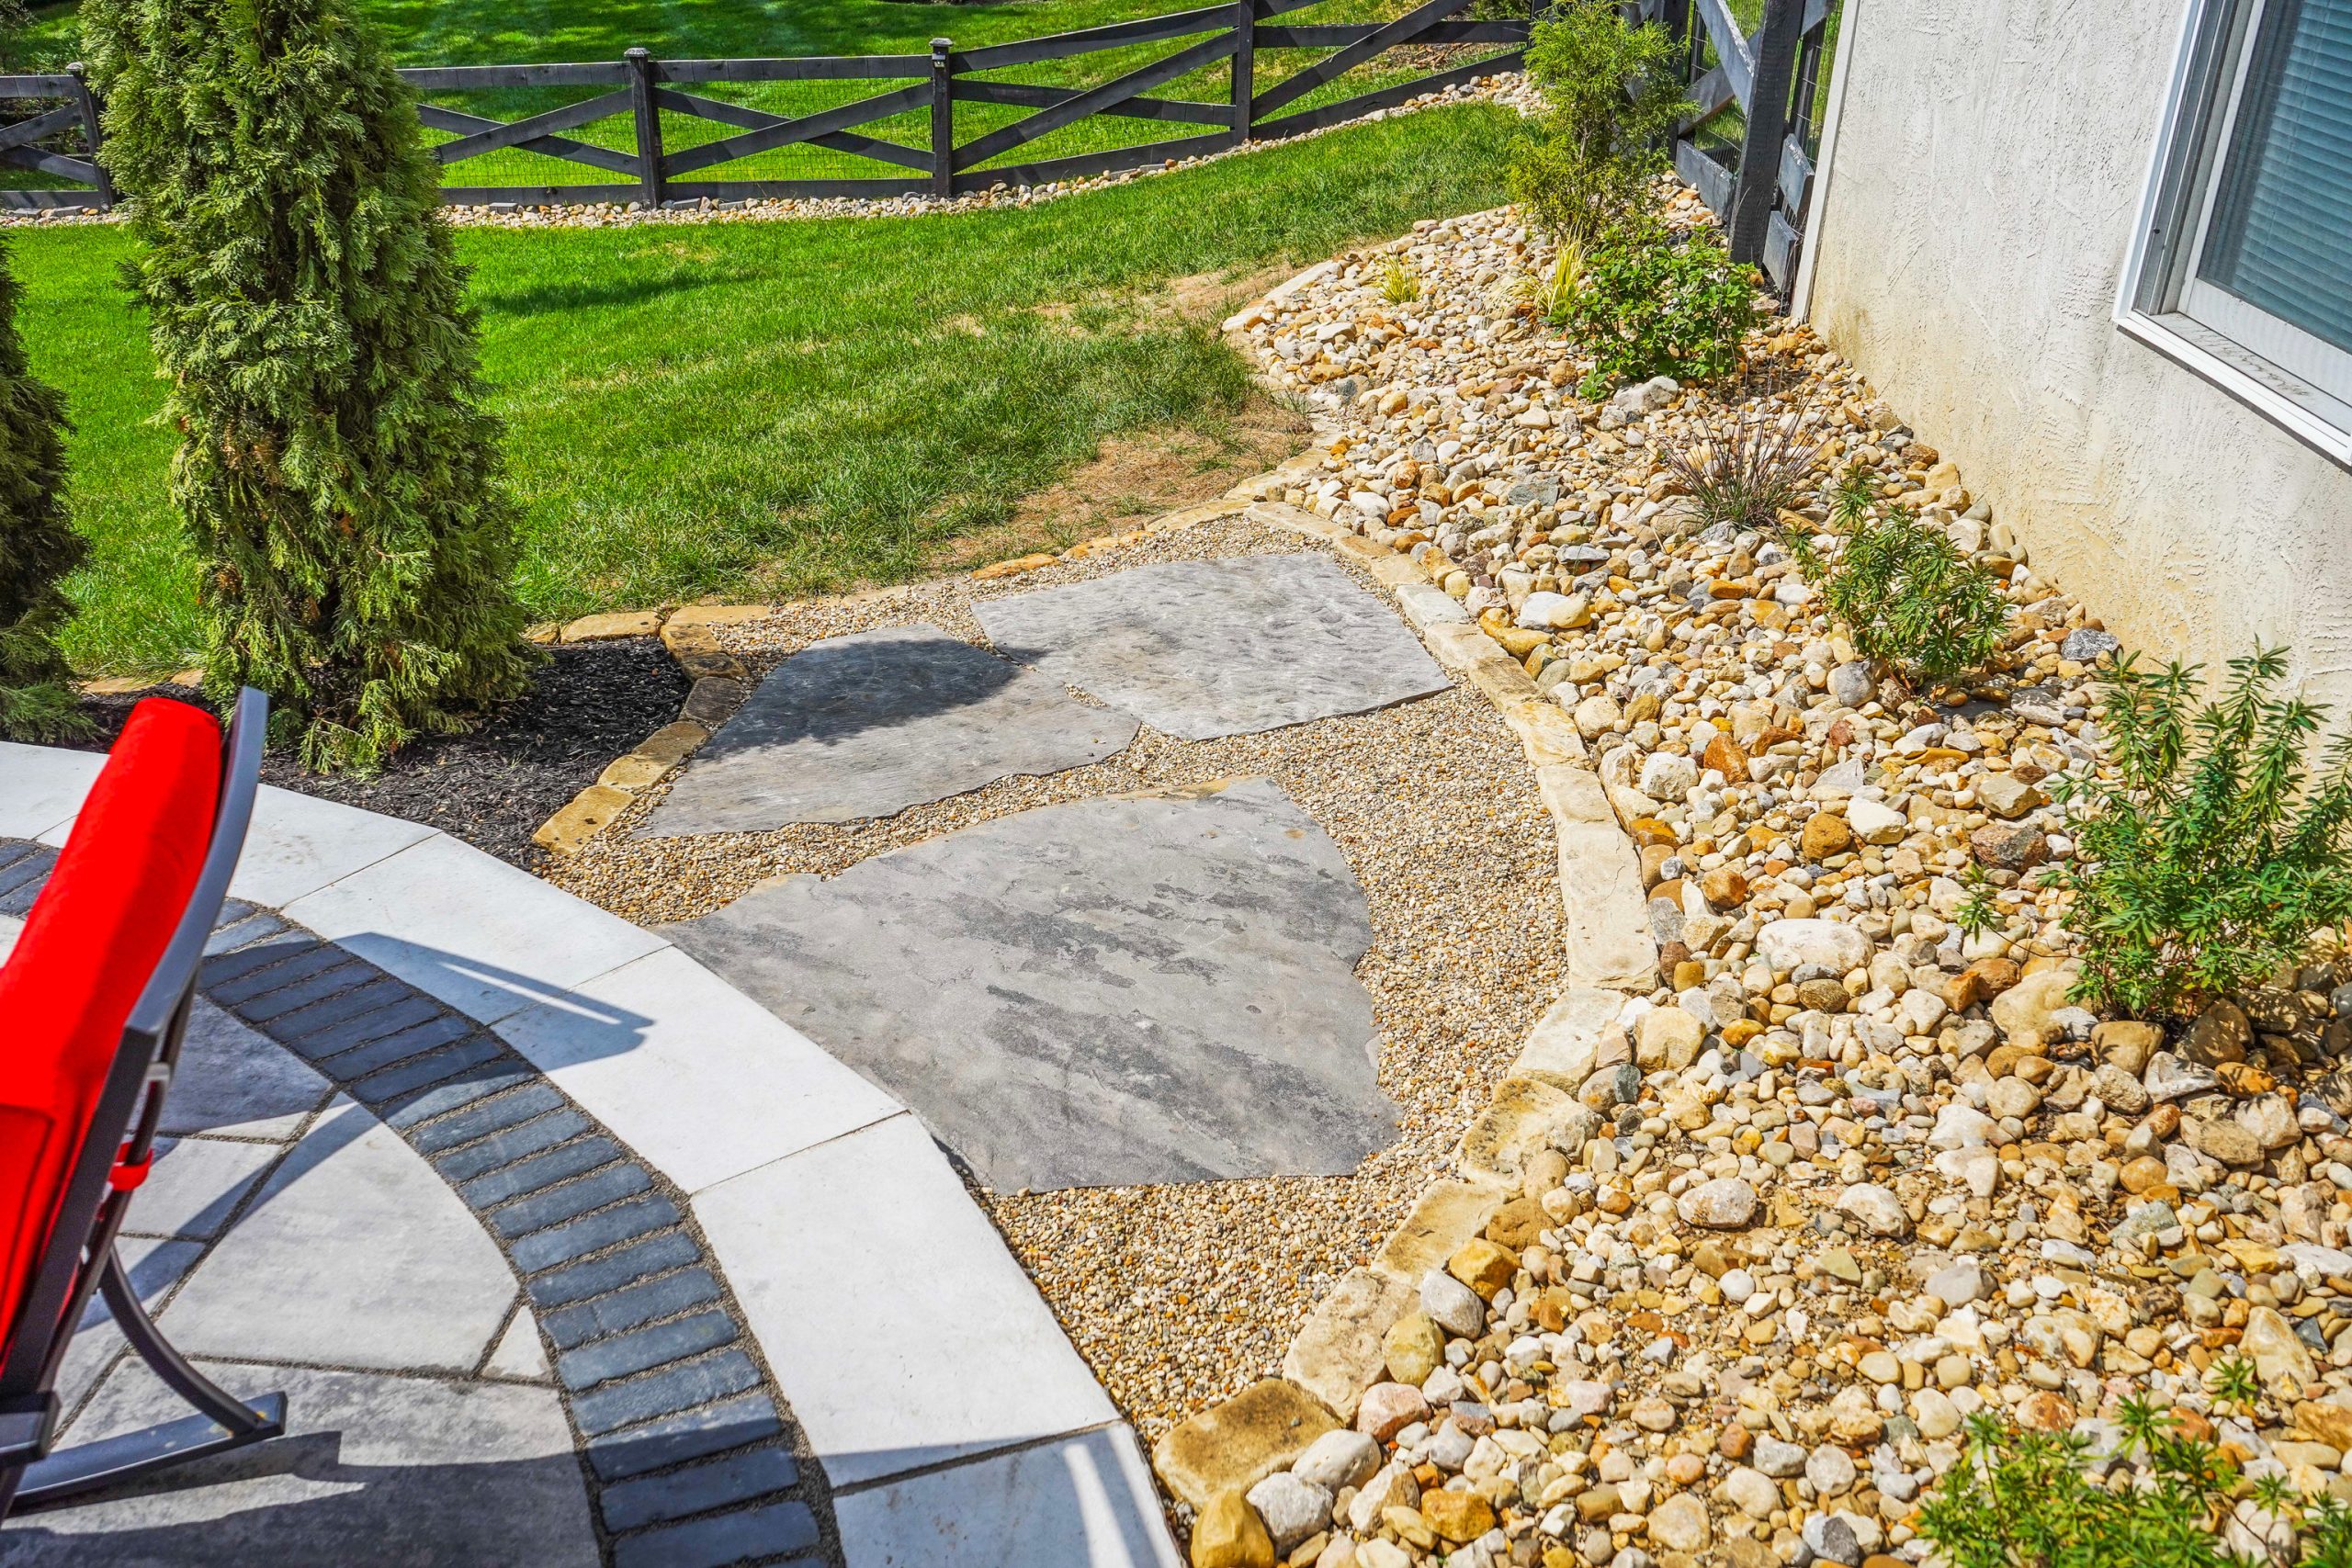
left=14, top=100, right=1516, bottom=677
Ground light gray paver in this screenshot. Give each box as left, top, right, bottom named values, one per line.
left=971, top=553, right=1450, bottom=739
left=487, top=1308, right=553, bottom=1382
left=122, top=1135, right=283, bottom=1241
left=669, top=777, right=1396, bottom=1190
left=692, top=1112, right=1119, bottom=1489
left=158, top=1100, right=517, bottom=1373
left=231, top=784, right=439, bottom=908
left=833, top=1423, right=1181, bottom=1568
left=0, top=741, right=102, bottom=840
left=641, top=623, right=1138, bottom=836
left=283, top=831, right=667, bottom=1025
left=10, top=1360, right=598, bottom=1565
left=491, top=945, right=900, bottom=1195
left=160, top=997, right=335, bottom=1139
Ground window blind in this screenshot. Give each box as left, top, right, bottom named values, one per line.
left=2201, top=0, right=2352, bottom=354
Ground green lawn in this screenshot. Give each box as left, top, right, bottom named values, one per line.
left=16, top=0, right=1521, bottom=191
left=16, top=102, right=1518, bottom=676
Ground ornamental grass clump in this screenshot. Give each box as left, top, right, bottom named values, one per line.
left=1917, top=1405, right=2352, bottom=1568
left=2052, top=646, right=2352, bottom=1021
left=86, top=0, right=535, bottom=772
left=0, top=232, right=88, bottom=742
left=1661, top=396, right=1826, bottom=534
left=1796, top=468, right=2007, bottom=689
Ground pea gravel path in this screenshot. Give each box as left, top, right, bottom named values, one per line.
left=544, top=512, right=1565, bottom=1438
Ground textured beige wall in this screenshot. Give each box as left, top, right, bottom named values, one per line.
left=1804, top=0, right=2352, bottom=711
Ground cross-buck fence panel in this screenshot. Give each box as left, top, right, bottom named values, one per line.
left=1627, top=0, right=1834, bottom=291
left=2, top=0, right=1534, bottom=213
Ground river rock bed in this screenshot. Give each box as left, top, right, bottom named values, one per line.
left=1164, top=199, right=2352, bottom=1568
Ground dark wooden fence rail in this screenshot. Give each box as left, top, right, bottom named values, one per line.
left=1629, top=0, right=1831, bottom=290
left=2, top=0, right=1532, bottom=213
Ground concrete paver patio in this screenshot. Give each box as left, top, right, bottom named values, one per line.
left=0, top=758, right=1178, bottom=1568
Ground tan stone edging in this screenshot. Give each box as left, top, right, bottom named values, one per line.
left=527, top=604, right=769, bottom=853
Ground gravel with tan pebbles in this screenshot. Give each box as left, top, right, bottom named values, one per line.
left=541, top=510, right=1566, bottom=1438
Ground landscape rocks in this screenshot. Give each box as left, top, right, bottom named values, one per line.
left=1157, top=192, right=2352, bottom=1568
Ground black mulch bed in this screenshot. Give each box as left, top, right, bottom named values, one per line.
left=62, top=640, right=691, bottom=867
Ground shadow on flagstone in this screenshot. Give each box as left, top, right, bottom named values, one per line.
left=640, top=625, right=1138, bottom=837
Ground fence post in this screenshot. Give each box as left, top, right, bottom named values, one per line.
left=64, top=62, right=115, bottom=211
left=1725, top=0, right=1801, bottom=265
left=625, top=47, right=664, bottom=209
left=930, top=39, right=956, bottom=199
left=1229, top=0, right=1254, bottom=146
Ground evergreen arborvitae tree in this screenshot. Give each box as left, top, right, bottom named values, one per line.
left=0, top=234, right=87, bottom=741
left=85, top=0, right=535, bottom=770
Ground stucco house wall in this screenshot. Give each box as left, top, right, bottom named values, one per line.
left=1801, top=0, right=2352, bottom=711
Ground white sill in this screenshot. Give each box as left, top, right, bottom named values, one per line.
left=2116, top=309, right=2352, bottom=471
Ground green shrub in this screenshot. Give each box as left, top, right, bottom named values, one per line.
left=0, top=233, right=87, bottom=742
left=86, top=0, right=535, bottom=772
left=1508, top=1, right=1691, bottom=248
left=1567, top=228, right=1758, bottom=397
left=2052, top=646, right=2352, bottom=1021
left=1796, top=468, right=2007, bottom=689
left=1917, top=1407, right=2352, bottom=1568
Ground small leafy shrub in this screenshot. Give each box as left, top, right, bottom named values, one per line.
left=2053, top=646, right=2352, bottom=1020
left=1917, top=1406, right=2352, bottom=1568
left=1952, top=863, right=2002, bottom=938
left=1567, top=229, right=1758, bottom=397
left=1796, top=468, right=2007, bottom=689
left=1508, top=1, right=1691, bottom=248
left=1380, top=255, right=1420, bottom=304
left=1660, top=398, right=1825, bottom=532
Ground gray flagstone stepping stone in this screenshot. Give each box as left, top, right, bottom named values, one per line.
left=971, top=553, right=1450, bottom=740
left=639, top=624, right=1139, bottom=837
left=667, top=777, right=1396, bottom=1191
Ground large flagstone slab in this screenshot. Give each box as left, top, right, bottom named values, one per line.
left=971, top=554, right=1450, bottom=739
left=640, top=624, right=1138, bottom=836
left=668, top=778, right=1396, bottom=1190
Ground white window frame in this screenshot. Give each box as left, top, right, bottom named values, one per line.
left=2119, top=0, right=2352, bottom=468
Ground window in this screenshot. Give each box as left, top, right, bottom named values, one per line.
left=2122, top=0, right=2352, bottom=464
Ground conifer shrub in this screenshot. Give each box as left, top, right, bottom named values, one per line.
left=1794, top=468, right=2007, bottom=689
left=85, top=0, right=535, bottom=771
left=1508, top=1, right=1690, bottom=248
left=2053, top=646, right=2352, bottom=1020
left=0, top=233, right=88, bottom=741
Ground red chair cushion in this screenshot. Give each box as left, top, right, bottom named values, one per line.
left=0, top=699, right=220, bottom=1350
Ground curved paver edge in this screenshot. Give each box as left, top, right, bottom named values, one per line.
left=0, top=746, right=1177, bottom=1568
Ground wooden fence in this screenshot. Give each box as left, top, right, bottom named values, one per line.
left=2, top=0, right=1532, bottom=213
left=3, top=0, right=1830, bottom=290
left=1630, top=0, right=1835, bottom=289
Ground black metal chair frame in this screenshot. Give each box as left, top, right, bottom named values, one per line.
left=0, top=689, right=288, bottom=1521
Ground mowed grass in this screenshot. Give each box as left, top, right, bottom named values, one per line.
left=16, top=102, right=1517, bottom=675
left=17, top=0, right=1512, bottom=190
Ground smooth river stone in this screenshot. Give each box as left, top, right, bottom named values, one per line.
left=667, top=777, right=1397, bottom=1190
left=639, top=624, right=1136, bottom=836
left=970, top=554, right=1450, bottom=740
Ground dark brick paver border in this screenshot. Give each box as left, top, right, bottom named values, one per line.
left=1, top=838, right=836, bottom=1568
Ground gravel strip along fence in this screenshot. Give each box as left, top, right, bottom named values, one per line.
left=539, top=509, right=1570, bottom=1439
left=0, top=839, right=841, bottom=1568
